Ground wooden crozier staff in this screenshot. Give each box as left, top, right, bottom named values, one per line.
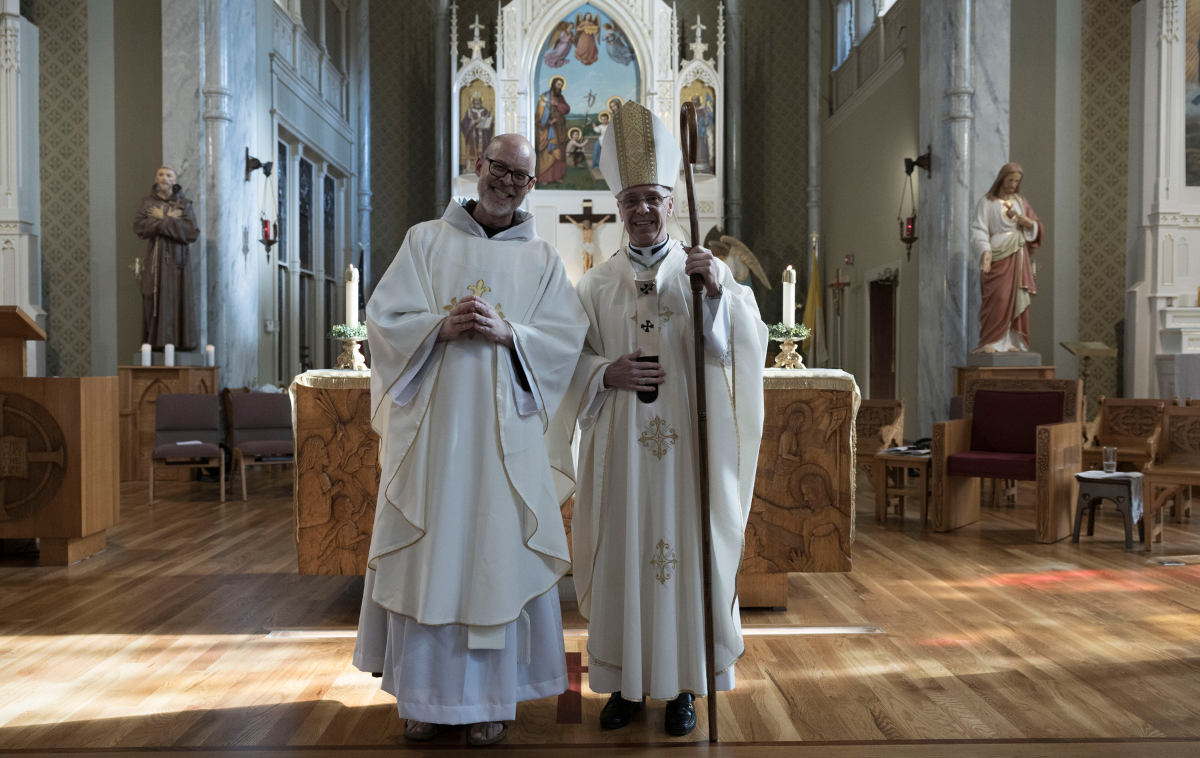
left=680, top=100, right=719, bottom=744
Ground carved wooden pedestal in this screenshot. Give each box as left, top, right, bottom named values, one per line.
left=0, top=378, right=119, bottom=565
left=290, top=371, right=379, bottom=575
left=953, top=365, right=1055, bottom=395
left=118, top=366, right=219, bottom=482
left=739, top=369, right=860, bottom=609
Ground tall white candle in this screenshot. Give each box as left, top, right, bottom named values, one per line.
left=345, top=263, right=360, bottom=328
left=782, top=266, right=796, bottom=328
left=140, top=343, right=151, bottom=366
left=205, top=344, right=215, bottom=367
left=164, top=344, right=175, bottom=366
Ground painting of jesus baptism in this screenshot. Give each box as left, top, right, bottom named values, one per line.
left=533, top=3, right=642, bottom=191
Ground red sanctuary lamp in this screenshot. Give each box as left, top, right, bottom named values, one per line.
left=260, top=217, right=277, bottom=258
left=898, top=215, right=917, bottom=260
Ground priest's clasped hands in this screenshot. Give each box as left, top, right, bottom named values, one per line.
left=437, top=295, right=514, bottom=349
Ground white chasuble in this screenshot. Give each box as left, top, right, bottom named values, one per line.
left=362, top=199, right=589, bottom=632
left=564, top=241, right=767, bottom=700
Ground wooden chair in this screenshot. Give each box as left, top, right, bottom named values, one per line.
left=1082, top=396, right=1167, bottom=472
left=1142, top=404, right=1200, bottom=550
left=932, top=379, right=1083, bottom=543
left=856, top=399, right=904, bottom=479
left=150, top=394, right=224, bottom=505
left=229, top=393, right=294, bottom=501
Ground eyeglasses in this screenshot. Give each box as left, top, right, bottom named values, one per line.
left=485, top=158, right=534, bottom=187
left=619, top=193, right=669, bottom=211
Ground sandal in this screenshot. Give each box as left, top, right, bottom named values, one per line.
left=403, top=720, right=447, bottom=742
left=466, top=722, right=508, bottom=746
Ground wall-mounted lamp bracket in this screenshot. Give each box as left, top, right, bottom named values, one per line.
left=904, top=146, right=932, bottom=179
left=246, top=147, right=274, bottom=182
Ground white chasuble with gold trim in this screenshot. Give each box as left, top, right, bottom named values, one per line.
left=560, top=241, right=768, bottom=700
left=364, top=200, right=588, bottom=629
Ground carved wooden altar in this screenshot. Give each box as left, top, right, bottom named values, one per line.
left=290, top=370, right=379, bottom=575
left=739, top=369, right=860, bottom=608
left=118, top=366, right=219, bottom=482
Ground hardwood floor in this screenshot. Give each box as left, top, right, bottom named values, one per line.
left=3, top=472, right=1200, bottom=756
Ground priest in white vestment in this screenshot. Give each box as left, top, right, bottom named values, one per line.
left=353, top=134, right=589, bottom=746
left=563, top=101, right=767, bottom=736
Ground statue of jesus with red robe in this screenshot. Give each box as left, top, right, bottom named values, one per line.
left=971, top=162, right=1044, bottom=353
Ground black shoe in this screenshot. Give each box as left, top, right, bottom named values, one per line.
left=600, top=691, right=644, bottom=730
left=664, top=693, right=696, bottom=736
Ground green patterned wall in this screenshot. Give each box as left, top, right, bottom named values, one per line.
left=21, top=0, right=91, bottom=378
left=1079, top=0, right=1139, bottom=411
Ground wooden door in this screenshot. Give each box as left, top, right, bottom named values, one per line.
left=869, top=280, right=896, bottom=399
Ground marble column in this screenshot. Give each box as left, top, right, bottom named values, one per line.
left=434, top=0, right=450, bottom=219
left=0, top=0, right=44, bottom=375
left=807, top=0, right=820, bottom=240
left=724, top=0, right=742, bottom=239
left=353, top=0, right=372, bottom=296
left=162, top=0, right=207, bottom=349
left=916, top=0, right=1010, bottom=436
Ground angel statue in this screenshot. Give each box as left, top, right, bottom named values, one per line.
left=704, top=225, right=772, bottom=291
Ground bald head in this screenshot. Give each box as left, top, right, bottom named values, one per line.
left=484, top=133, right=536, bottom=176
left=473, top=133, right=538, bottom=228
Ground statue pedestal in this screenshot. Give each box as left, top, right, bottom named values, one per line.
left=966, top=351, right=1043, bottom=367
left=954, top=364, right=1056, bottom=396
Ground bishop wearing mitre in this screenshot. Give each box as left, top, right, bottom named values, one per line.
left=353, top=134, right=589, bottom=746
left=564, top=101, right=767, bottom=736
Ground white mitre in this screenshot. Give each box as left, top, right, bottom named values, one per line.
left=598, top=100, right=681, bottom=195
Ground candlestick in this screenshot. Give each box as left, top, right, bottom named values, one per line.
left=164, top=344, right=175, bottom=367
left=782, top=266, right=796, bottom=328
left=140, top=344, right=151, bottom=366
left=205, top=344, right=215, bottom=367
left=345, top=263, right=360, bottom=328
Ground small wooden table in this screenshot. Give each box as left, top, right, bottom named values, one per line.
left=874, top=450, right=931, bottom=526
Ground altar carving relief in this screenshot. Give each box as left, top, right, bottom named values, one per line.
left=0, top=392, right=66, bottom=523
left=292, top=384, right=379, bottom=575
left=745, top=389, right=855, bottom=574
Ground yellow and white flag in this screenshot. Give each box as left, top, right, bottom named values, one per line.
left=801, top=234, right=828, bottom=367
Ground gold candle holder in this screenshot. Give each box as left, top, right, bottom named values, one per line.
left=773, top=338, right=805, bottom=370
left=335, top=339, right=368, bottom=371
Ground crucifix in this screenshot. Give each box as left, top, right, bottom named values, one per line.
left=828, top=267, right=851, bottom=370
left=560, top=199, right=613, bottom=274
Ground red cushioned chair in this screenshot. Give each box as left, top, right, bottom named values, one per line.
left=229, top=393, right=294, bottom=502
left=932, top=379, right=1083, bottom=543
left=150, top=393, right=224, bottom=505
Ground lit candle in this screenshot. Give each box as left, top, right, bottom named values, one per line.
left=205, top=344, right=215, bottom=367
left=345, top=263, right=360, bottom=329
left=140, top=343, right=151, bottom=367
left=164, top=344, right=175, bottom=367
left=782, top=266, right=796, bottom=328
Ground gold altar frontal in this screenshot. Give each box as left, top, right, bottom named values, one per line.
left=289, top=368, right=860, bottom=612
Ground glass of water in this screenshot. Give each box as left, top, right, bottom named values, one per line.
left=1102, top=446, right=1117, bottom=473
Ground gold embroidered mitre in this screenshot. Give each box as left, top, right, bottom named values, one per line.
left=598, top=100, right=681, bottom=196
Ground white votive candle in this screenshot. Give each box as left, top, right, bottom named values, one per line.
left=205, top=344, right=215, bottom=366
left=140, top=343, right=151, bottom=366
left=164, top=344, right=175, bottom=366
left=782, top=266, right=796, bottom=328
left=345, top=263, right=360, bottom=328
